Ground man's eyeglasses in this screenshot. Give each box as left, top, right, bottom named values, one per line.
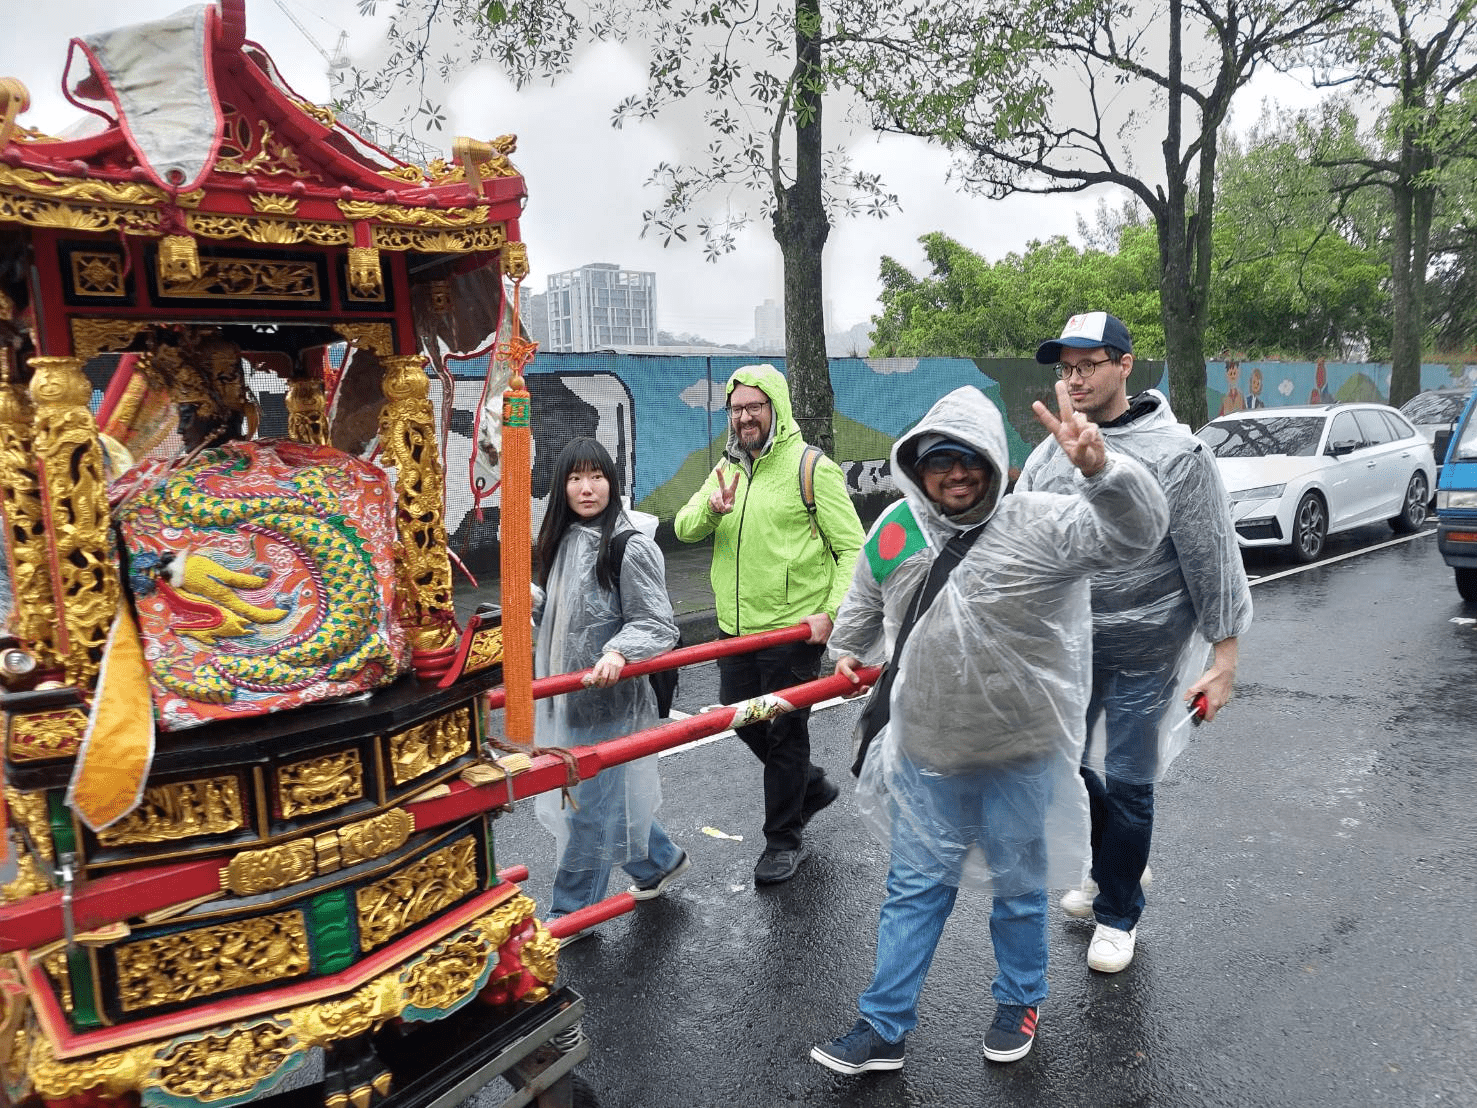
left=920, top=449, right=986, bottom=475
left=1055, top=356, right=1117, bottom=381
left=728, top=400, right=770, bottom=418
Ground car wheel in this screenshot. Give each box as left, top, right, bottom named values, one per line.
left=1388, top=471, right=1429, bottom=533
left=1458, top=568, right=1477, bottom=604
left=1290, top=492, right=1327, bottom=562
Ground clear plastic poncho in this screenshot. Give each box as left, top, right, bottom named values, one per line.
left=532, top=515, right=679, bottom=870
left=829, top=386, right=1170, bottom=894
left=1017, top=389, right=1254, bottom=783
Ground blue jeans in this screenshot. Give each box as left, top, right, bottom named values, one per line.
left=858, top=760, right=1050, bottom=1043
left=1081, top=657, right=1180, bottom=931
left=550, top=820, right=683, bottom=917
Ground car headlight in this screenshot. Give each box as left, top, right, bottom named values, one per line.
left=1230, top=484, right=1286, bottom=503
left=1438, top=489, right=1477, bottom=510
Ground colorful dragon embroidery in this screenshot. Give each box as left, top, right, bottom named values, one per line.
left=116, top=442, right=407, bottom=726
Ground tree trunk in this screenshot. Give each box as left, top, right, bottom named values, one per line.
left=1389, top=177, right=1421, bottom=408
left=1156, top=0, right=1209, bottom=425
left=773, top=0, right=834, bottom=455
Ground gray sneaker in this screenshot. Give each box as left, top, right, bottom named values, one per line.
left=754, top=846, right=809, bottom=885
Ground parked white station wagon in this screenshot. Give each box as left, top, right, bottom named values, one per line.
left=1196, top=403, right=1435, bottom=562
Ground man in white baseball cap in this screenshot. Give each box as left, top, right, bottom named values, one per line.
left=1018, top=310, right=1252, bottom=976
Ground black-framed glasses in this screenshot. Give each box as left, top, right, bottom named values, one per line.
left=728, top=400, right=770, bottom=418
left=920, top=449, right=986, bottom=474
left=1055, top=356, right=1117, bottom=380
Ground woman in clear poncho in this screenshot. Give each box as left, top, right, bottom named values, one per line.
left=531, top=438, right=688, bottom=925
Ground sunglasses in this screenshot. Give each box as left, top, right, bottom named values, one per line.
left=920, top=449, right=986, bottom=474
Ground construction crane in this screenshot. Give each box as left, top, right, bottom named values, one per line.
left=271, top=0, right=439, bottom=166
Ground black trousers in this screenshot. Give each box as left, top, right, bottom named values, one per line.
left=717, top=635, right=830, bottom=852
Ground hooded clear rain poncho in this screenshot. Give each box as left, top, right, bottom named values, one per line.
left=1017, top=389, right=1253, bottom=783
left=532, top=515, right=679, bottom=871
left=829, top=386, right=1170, bottom=894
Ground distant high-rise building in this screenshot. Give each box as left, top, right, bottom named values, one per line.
left=520, top=290, right=550, bottom=348
left=753, top=298, right=784, bottom=353
left=545, top=263, right=658, bottom=351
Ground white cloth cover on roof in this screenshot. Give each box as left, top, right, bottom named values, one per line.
left=72, top=5, right=220, bottom=192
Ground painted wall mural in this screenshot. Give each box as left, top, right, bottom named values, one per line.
left=85, top=351, right=1477, bottom=576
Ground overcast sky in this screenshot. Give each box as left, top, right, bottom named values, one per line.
left=2, top=0, right=1322, bottom=347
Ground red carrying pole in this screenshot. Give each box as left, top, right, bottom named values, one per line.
left=0, top=665, right=880, bottom=953
left=482, top=622, right=813, bottom=710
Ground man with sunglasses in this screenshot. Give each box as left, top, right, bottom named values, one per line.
left=676, top=364, right=865, bottom=885
left=810, top=382, right=1169, bottom=1073
left=1017, top=312, right=1252, bottom=975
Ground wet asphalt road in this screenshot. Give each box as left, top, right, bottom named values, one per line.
left=478, top=524, right=1477, bottom=1108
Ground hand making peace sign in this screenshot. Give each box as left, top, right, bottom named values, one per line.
left=1032, top=380, right=1107, bottom=478
left=708, top=466, right=742, bottom=515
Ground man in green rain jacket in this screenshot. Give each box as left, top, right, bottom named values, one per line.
left=675, top=364, right=865, bottom=884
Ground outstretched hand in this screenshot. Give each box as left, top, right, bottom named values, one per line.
left=708, top=467, right=741, bottom=515
left=1032, top=380, right=1107, bottom=478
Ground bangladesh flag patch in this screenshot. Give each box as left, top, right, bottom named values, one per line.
left=865, top=499, right=928, bottom=583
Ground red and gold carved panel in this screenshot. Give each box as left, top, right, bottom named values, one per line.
left=112, top=441, right=409, bottom=730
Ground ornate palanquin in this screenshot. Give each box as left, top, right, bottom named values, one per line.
left=0, top=4, right=558, bottom=1108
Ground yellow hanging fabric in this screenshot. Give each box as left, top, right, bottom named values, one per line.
left=67, top=602, right=155, bottom=831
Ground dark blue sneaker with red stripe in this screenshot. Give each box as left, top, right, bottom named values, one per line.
left=982, top=1003, right=1037, bottom=1063
left=810, top=1019, right=905, bottom=1075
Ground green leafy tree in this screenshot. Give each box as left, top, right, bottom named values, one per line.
left=1310, top=0, right=1477, bottom=404
left=338, top=0, right=901, bottom=454
left=834, top=0, right=1357, bottom=421
left=869, top=227, right=1161, bottom=357
left=1209, top=103, right=1391, bottom=359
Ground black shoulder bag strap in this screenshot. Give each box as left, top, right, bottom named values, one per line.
left=850, top=521, right=986, bottom=777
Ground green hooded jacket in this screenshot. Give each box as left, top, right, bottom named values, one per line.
left=674, top=364, right=864, bottom=635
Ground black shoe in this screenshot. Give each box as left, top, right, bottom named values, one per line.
left=810, top=1018, right=905, bottom=1075
left=753, top=846, right=809, bottom=885
left=982, top=1003, right=1038, bottom=1063
left=801, top=776, right=841, bottom=826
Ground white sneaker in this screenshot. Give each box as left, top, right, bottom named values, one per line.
left=1087, top=924, right=1137, bottom=973
left=1060, top=865, right=1153, bottom=918
left=1059, top=878, right=1098, bottom=918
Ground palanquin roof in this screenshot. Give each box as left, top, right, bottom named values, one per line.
left=0, top=0, right=527, bottom=263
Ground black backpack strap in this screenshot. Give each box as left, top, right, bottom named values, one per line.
left=606, top=528, right=636, bottom=583
left=849, top=522, right=986, bottom=776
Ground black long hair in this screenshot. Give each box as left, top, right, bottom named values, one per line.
left=534, top=437, right=625, bottom=590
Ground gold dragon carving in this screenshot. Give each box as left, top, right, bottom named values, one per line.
left=28, top=356, right=119, bottom=687
left=0, top=370, right=60, bottom=672
left=24, top=896, right=549, bottom=1101
left=277, top=749, right=362, bottom=819
left=356, top=836, right=478, bottom=951
left=388, top=708, right=471, bottom=785
left=332, top=322, right=393, bottom=356
left=114, top=911, right=311, bottom=1012
left=379, top=355, right=455, bottom=652
left=70, top=318, right=144, bottom=361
